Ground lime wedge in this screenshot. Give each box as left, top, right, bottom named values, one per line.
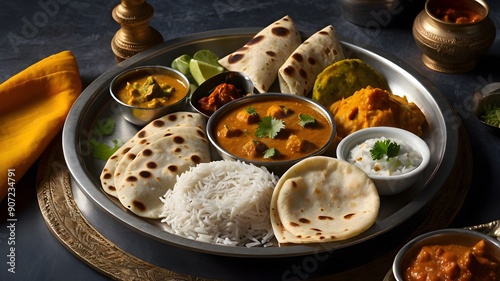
left=193, top=50, right=220, bottom=65
left=189, top=59, right=224, bottom=85
left=171, top=54, right=192, bottom=75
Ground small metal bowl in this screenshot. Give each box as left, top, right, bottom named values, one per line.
left=392, top=228, right=500, bottom=280
left=472, top=82, right=500, bottom=135
left=206, top=93, right=336, bottom=175
left=189, top=71, right=254, bottom=119
left=109, top=65, right=190, bottom=126
left=336, top=126, right=430, bottom=196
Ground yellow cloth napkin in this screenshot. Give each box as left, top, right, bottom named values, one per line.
left=0, top=50, right=82, bottom=201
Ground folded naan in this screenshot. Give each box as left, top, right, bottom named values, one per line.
left=278, top=25, right=345, bottom=96
left=270, top=156, right=379, bottom=244
left=218, top=15, right=301, bottom=93
left=100, top=111, right=205, bottom=197
left=116, top=133, right=210, bottom=218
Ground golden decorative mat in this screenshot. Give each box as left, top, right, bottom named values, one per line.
left=36, top=124, right=473, bottom=281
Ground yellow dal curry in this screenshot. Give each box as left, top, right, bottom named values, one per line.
left=116, top=73, right=188, bottom=108
left=214, top=97, right=333, bottom=161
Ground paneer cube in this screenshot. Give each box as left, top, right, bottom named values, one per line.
left=242, top=140, right=267, bottom=157
left=267, top=104, right=287, bottom=119
left=237, top=109, right=260, bottom=124
left=286, top=134, right=314, bottom=153
left=217, top=125, right=241, bottom=138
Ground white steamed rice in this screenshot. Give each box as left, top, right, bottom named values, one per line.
left=348, top=137, right=422, bottom=176
left=159, top=160, right=279, bottom=247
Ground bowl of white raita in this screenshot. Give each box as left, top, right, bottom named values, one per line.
left=336, top=126, right=430, bottom=195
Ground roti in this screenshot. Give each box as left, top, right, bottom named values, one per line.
left=115, top=133, right=211, bottom=218
left=218, top=15, right=301, bottom=93
left=112, top=125, right=206, bottom=192
left=278, top=25, right=345, bottom=96
left=270, top=156, right=379, bottom=244
left=100, top=111, right=205, bottom=197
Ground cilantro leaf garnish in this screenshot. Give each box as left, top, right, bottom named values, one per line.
left=298, top=114, right=316, bottom=127
left=255, top=116, right=285, bottom=138
left=89, top=139, right=122, bottom=161
left=246, top=106, right=257, bottom=115
left=263, top=148, right=279, bottom=159
left=88, top=118, right=123, bottom=161
left=370, top=139, right=401, bottom=160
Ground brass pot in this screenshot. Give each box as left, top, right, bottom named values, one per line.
left=412, top=0, right=496, bottom=73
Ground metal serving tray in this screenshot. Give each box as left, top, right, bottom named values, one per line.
left=62, top=28, right=459, bottom=257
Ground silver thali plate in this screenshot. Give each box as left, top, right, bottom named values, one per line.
left=62, top=28, right=459, bottom=258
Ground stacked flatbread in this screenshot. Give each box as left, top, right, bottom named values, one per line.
left=218, top=15, right=301, bottom=93
left=270, top=156, right=379, bottom=244
left=278, top=25, right=345, bottom=96
left=100, top=112, right=210, bottom=218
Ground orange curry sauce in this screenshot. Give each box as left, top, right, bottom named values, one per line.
left=405, top=240, right=499, bottom=281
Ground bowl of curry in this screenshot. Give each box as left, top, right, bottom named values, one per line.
left=392, top=228, right=500, bottom=280
left=110, top=65, right=190, bottom=125
left=207, top=93, right=336, bottom=175
left=189, top=71, right=254, bottom=118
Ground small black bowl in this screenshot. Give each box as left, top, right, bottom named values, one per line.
left=189, top=71, right=254, bottom=118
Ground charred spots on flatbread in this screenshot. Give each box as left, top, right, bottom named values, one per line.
left=132, top=200, right=146, bottom=212
left=138, top=139, right=148, bottom=145
left=126, top=175, right=138, bottom=182
left=121, top=147, right=131, bottom=154
left=283, top=66, right=295, bottom=77
left=108, top=185, right=116, bottom=191
left=292, top=53, right=304, bottom=62
left=228, top=53, right=244, bottom=64
left=299, top=218, right=311, bottom=224
left=142, top=149, right=153, bottom=157
left=318, top=215, right=334, bottom=220
left=272, top=26, right=290, bottom=37
left=173, top=136, right=185, bottom=144
left=289, top=222, right=299, bottom=227
left=137, top=130, right=147, bottom=138
left=299, top=69, right=307, bottom=80
left=308, top=57, right=317, bottom=65
left=152, top=120, right=166, bottom=127
left=247, top=35, right=265, bottom=46
left=344, top=213, right=355, bottom=219
left=174, top=147, right=182, bottom=153
left=167, top=114, right=178, bottom=122
left=266, top=51, right=277, bottom=57
left=110, top=155, right=118, bottom=160
left=167, top=165, right=178, bottom=172
left=126, top=153, right=136, bottom=161
left=191, top=154, right=202, bottom=164
left=146, top=162, right=157, bottom=169
left=102, top=172, right=112, bottom=180
left=139, top=171, right=152, bottom=178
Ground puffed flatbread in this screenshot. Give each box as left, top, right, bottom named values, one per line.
left=278, top=25, right=345, bottom=96
left=116, top=133, right=210, bottom=218
left=100, top=111, right=205, bottom=197
left=218, top=15, right=301, bottom=93
left=270, top=156, right=379, bottom=244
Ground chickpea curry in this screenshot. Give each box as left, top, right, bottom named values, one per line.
left=404, top=239, right=500, bottom=281
left=214, top=98, right=333, bottom=161
left=116, top=74, right=188, bottom=108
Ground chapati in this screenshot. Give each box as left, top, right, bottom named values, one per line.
left=278, top=25, right=345, bottom=96
left=218, top=15, right=301, bottom=93
left=270, top=156, right=379, bottom=244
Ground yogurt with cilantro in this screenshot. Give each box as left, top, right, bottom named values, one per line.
left=347, top=137, right=422, bottom=176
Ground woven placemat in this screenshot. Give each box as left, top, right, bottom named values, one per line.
left=36, top=125, right=472, bottom=281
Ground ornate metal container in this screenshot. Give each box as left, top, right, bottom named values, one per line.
left=412, top=0, right=495, bottom=73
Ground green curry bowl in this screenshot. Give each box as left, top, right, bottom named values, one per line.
left=109, top=65, right=190, bottom=126
left=206, top=93, right=337, bottom=175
